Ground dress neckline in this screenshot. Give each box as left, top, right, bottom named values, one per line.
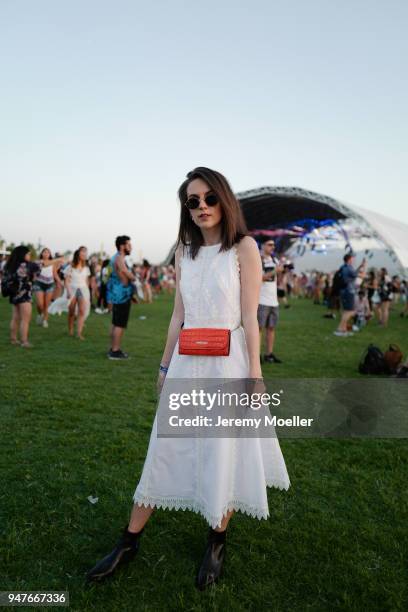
left=201, top=243, right=221, bottom=248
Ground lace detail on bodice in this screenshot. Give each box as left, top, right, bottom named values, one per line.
left=179, top=244, right=241, bottom=329
left=233, top=244, right=240, bottom=278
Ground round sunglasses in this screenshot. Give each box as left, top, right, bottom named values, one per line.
left=184, top=193, right=218, bottom=210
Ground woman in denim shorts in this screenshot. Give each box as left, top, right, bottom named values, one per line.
left=33, top=248, right=61, bottom=328
left=5, top=246, right=62, bottom=347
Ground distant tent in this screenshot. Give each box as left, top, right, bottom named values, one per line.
left=349, top=204, right=408, bottom=271
left=163, top=186, right=408, bottom=275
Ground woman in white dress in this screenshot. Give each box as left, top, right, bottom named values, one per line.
left=86, top=168, right=290, bottom=589
left=64, top=246, right=91, bottom=340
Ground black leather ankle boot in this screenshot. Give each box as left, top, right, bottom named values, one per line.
left=196, top=527, right=227, bottom=590
left=86, top=525, right=144, bottom=583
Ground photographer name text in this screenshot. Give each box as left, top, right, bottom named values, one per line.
left=168, top=415, right=314, bottom=428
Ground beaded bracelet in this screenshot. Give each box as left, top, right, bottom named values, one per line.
left=159, top=364, right=169, bottom=374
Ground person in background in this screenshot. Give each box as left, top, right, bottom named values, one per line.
left=305, top=272, right=314, bottom=299
left=33, top=247, right=62, bottom=328
left=285, top=262, right=295, bottom=303
left=166, top=265, right=176, bottom=294
left=334, top=253, right=367, bottom=337
left=391, top=275, right=401, bottom=305
left=149, top=266, right=161, bottom=295
left=4, top=245, right=62, bottom=347
left=161, top=265, right=174, bottom=294
left=64, top=246, right=91, bottom=340
left=299, top=272, right=308, bottom=298
left=368, top=272, right=382, bottom=321
left=51, top=252, right=65, bottom=301
left=365, top=270, right=377, bottom=311
left=312, top=271, right=324, bottom=305
left=257, top=239, right=283, bottom=363
left=131, top=264, right=145, bottom=302
left=400, top=280, right=408, bottom=318
left=353, top=289, right=371, bottom=330
left=88, top=255, right=99, bottom=311
left=277, top=263, right=291, bottom=308
left=291, top=272, right=300, bottom=298
left=106, top=235, right=135, bottom=360
left=95, top=259, right=111, bottom=314
left=141, top=259, right=152, bottom=303
left=324, top=271, right=341, bottom=319
left=378, top=268, right=393, bottom=327
left=322, top=273, right=336, bottom=319
left=0, top=255, right=7, bottom=282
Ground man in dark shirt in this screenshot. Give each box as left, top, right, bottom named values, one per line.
left=334, top=252, right=366, bottom=337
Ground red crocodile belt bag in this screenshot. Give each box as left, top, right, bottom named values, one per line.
left=178, top=328, right=231, bottom=356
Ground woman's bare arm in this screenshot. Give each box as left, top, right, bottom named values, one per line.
left=53, top=266, right=62, bottom=286
left=237, top=236, right=263, bottom=379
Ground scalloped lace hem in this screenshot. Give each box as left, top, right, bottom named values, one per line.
left=133, top=479, right=290, bottom=529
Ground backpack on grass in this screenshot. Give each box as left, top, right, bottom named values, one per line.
left=383, top=344, right=403, bottom=375
left=358, top=344, right=386, bottom=375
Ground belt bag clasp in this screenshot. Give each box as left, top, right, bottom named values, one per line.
left=178, top=327, right=231, bottom=356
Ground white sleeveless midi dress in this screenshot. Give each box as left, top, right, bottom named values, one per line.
left=133, top=243, right=290, bottom=528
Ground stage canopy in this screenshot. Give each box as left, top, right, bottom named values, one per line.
left=164, top=187, right=408, bottom=275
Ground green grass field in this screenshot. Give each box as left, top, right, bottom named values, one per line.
left=0, top=295, right=407, bottom=611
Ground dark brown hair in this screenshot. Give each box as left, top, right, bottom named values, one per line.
left=176, top=167, right=248, bottom=259
left=40, top=247, right=52, bottom=260
left=5, top=245, right=30, bottom=274
left=72, top=246, right=87, bottom=268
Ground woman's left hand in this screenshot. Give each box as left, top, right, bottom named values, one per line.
left=157, top=370, right=166, bottom=396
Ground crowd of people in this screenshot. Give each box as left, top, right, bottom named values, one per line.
left=257, top=256, right=407, bottom=323
left=256, top=244, right=407, bottom=371
left=0, top=242, right=176, bottom=351
left=301, top=255, right=408, bottom=334
left=0, top=239, right=406, bottom=352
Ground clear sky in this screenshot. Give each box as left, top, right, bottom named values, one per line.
left=1, top=0, right=407, bottom=262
